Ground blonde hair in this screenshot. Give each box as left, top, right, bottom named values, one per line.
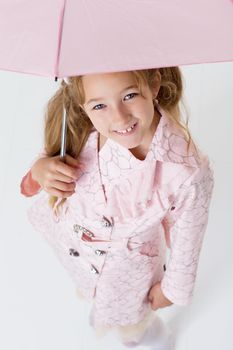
left=43, top=67, right=193, bottom=211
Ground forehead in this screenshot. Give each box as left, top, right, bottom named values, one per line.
left=82, top=71, right=137, bottom=96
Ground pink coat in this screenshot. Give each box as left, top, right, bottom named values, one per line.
left=20, top=105, right=214, bottom=330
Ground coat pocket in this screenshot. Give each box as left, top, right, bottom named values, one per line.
left=127, top=239, right=159, bottom=260
left=138, top=241, right=159, bottom=258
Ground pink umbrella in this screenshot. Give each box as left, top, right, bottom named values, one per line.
left=0, top=0, right=233, bottom=156
left=0, top=0, right=232, bottom=78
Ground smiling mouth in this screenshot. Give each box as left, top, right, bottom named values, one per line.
left=114, top=122, right=137, bottom=134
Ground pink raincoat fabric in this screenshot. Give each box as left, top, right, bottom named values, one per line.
left=20, top=105, right=214, bottom=333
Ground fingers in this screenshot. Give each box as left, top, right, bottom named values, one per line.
left=149, top=296, right=173, bottom=311
left=147, top=282, right=173, bottom=311
left=64, top=154, right=83, bottom=168
left=148, top=296, right=158, bottom=311
left=55, top=159, right=82, bottom=181
left=51, top=179, right=76, bottom=192
left=150, top=300, right=159, bottom=311
left=53, top=170, right=77, bottom=184
left=44, top=187, right=75, bottom=198
left=43, top=179, right=76, bottom=198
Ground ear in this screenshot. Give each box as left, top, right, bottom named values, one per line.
left=151, top=69, right=161, bottom=99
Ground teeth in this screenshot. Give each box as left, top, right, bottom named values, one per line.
left=116, top=123, right=136, bottom=134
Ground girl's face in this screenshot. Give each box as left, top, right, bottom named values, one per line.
left=81, top=70, right=161, bottom=151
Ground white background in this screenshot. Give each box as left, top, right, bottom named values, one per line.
left=0, top=62, right=232, bottom=349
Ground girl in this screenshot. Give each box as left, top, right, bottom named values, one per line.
left=20, top=68, right=214, bottom=349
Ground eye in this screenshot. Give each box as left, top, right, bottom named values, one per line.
left=92, top=93, right=138, bottom=111
left=93, top=104, right=105, bottom=111
left=124, top=93, right=138, bottom=101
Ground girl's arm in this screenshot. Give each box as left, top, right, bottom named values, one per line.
left=160, top=157, right=214, bottom=306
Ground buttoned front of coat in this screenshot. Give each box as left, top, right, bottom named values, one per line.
left=24, top=105, right=214, bottom=329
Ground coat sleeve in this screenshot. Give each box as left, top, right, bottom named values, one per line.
left=20, top=170, right=42, bottom=197
left=160, top=157, right=214, bottom=305
left=20, top=149, right=47, bottom=197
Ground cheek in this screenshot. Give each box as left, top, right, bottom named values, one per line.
left=144, top=101, right=155, bottom=119
left=134, top=102, right=154, bottom=121
left=89, top=116, right=108, bottom=133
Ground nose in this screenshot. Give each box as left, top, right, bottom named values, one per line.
left=111, top=103, right=133, bottom=130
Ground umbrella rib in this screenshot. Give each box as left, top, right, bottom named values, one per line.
left=54, top=0, right=67, bottom=79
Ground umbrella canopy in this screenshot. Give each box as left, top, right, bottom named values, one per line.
left=0, top=0, right=232, bottom=79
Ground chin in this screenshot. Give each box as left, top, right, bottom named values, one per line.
left=118, top=139, right=141, bottom=149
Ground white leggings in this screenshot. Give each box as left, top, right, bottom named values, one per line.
left=93, top=310, right=174, bottom=350
left=121, top=316, right=174, bottom=349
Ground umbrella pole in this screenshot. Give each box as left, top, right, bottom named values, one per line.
left=48, top=79, right=68, bottom=207
left=49, top=104, right=68, bottom=211
left=60, top=104, right=67, bottom=163
left=48, top=78, right=68, bottom=211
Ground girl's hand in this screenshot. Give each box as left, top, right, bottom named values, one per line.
left=148, top=281, right=173, bottom=311
left=31, top=154, right=82, bottom=198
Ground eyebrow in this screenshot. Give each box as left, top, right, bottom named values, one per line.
left=85, top=84, right=138, bottom=106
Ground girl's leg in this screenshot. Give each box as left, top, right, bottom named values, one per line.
left=122, top=314, right=174, bottom=350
